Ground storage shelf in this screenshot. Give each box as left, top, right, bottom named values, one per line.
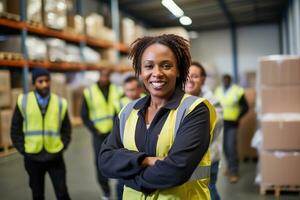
left=0, top=18, right=129, bottom=51
left=0, top=59, right=133, bottom=72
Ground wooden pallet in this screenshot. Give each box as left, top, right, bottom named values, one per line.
left=260, top=185, right=300, bottom=198
left=0, top=12, right=20, bottom=21
left=0, top=145, right=16, bottom=158
left=0, top=52, right=24, bottom=60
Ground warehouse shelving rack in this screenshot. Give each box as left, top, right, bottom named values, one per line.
left=0, top=0, right=131, bottom=92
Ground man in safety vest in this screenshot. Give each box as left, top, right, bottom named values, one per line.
left=11, top=68, right=71, bottom=200
left=214, top=74, right=249, bottom=183
left=81, top=68, right=121, bottom=200
left=116, top=76, right=144, bottom=200
left=119, top=76, right=144, bottom=110
left=185, top=61, right=223, bottom=200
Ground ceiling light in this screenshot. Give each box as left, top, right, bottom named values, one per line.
left=179, top=16, right=192, bottom=25
left=161, top=0, right=184, bottom=18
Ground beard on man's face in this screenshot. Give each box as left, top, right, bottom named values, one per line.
left=36, top=87, right=50, bottom=97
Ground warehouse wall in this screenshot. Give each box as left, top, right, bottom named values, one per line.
left=191, top=24, right=280, bottom=76
left=281, top=0, right=300, bottom=55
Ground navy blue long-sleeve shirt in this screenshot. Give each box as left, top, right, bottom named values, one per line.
left=99, top=88, right=210, bottom=194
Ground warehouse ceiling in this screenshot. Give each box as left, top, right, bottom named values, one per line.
left=106, top=0, right=288, bottom=31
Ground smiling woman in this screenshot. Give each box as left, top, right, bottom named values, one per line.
left=99, top=34, right=217, bottom=200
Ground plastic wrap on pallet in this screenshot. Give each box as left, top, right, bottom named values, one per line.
left=26, top=36, right=47, bottom=60
left=46, top=38, right=66, bottom=62
left=0, top=1, right=5, bottom=13
left=85, top=13, right=104, bottom=38
left=0, top=35, right=47, bottom=60
left=44, top=0, right=67, bottom=30
left=82, top=46, right=101, bottom=64
left=27, top=0, right=42, bottom=23
left=65, top=44, right=81, bottom=63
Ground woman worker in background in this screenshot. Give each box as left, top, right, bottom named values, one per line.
left=99, top=34, right=216, bottom=200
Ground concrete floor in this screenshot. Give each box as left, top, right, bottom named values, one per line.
left=1, top=127, right=299, bottom=200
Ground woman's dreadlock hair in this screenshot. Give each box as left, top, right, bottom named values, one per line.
left=129, top=34, right=191, bottom=87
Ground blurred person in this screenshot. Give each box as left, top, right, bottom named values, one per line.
left=185, top=61, right=223, bottom=200
left=81, top=68, right=121, bottom=200
left=119, top=76, right=144, bottom=109
left=11, top=68, right=72, bottom=200
left=99, top=34, right=217, bottom=200
left=215, top=74, right=249, bottom=183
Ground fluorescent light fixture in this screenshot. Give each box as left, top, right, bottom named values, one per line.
left=161, top=0, right=184, bottom=17
left=180, top=16, right=192, bottom=25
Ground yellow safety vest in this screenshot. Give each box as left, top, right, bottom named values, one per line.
left=119, top=96, right=131, bottom=111
left=17, top=92, right=67, bottom=154
left=119, top=93, right=147, bottom=113
left=214, top=84, right=244, bottom=121
left=119, top=94, right=216, bottom=200
left=83, top=83, right=120, bottom=134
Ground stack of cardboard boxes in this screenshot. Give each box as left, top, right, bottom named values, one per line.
left=0, top=71, right=13, bottom=151
left=259, top=55, right=300, bottom=193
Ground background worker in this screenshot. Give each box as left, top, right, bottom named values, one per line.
left=11, top=68, right=71, bottom=200
left=116, top=75, right=144, bottom=200
left=215, top=74, right=249, bottom=183
left=185, top=61, right=223, bottom=200
left=119, top=76, right=144, bottom=109
left=81, top=68, right=121, bottom=200
left=99, top=34, right=216, bottom=199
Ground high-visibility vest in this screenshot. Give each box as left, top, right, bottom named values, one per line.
left=83, top=83, right=120, bottom=134
left=119, top=94, right=216, bottom=200
left=17, top=92, right=67, bottom=154
left=119, top=96, right=131, bottom=111
left=119, top=93, right=147, bottom=113
left=214, top=84, right=244, bottom=121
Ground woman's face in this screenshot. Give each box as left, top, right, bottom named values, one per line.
left=140, top=43, right=178, bottom=99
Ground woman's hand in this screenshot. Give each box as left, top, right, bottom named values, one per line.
left=142, top=156, right=165, bottom=167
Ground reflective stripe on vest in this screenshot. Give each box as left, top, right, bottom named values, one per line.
left=18, top=92, right=66, bottom=154
left=84, top=84, right=119, bottom=134
left=119, top=94, right=217, bottom=200
left=215, top=85, right=244, bottom=121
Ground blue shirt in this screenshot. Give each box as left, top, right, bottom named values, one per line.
left=35, top=91, right=50, bottom=114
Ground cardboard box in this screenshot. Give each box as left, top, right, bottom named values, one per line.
left=238, top=108, right=257, bottom=159
left=0, top=109, right=13, bottom=148
left=259, top=55, right=300, bottom=86
left=11, top=88, right=22, bottom=110
left=238, top=88, right=257, bottom=159
left=261, top=151, right=300, bottom=186
left=50, top=73, right=66, bottom=98
left=0, top=71, right=11, bottom=108
left=261, top=85, right=300, bottom=113
left=262, top=114, right=300, bottom=150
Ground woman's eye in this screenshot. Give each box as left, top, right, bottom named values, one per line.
left=144, top=64, right=153, bottom=69
left=162, top=63, right=172, bottom=69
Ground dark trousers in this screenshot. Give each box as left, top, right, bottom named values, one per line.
left=24, top=156, right=71, bottom=200
left=92, top=133, right=110, bottom=197
left=209, top=161, right=220, bottom=200
left=223, top=124, right=239, bottom=175
left=116, top=180, right=124, bottom=200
